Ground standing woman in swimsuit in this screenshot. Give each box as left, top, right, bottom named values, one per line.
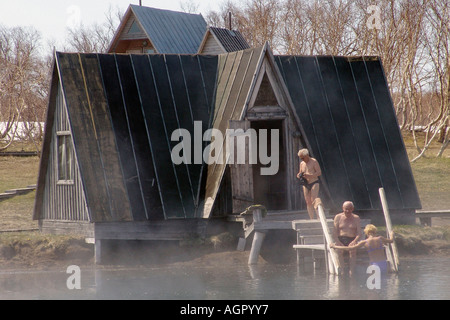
left=296, top=148, right=322, bottom=219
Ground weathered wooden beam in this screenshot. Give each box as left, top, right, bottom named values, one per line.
left=254, top=220, right=293, bottom=230
left=315, top=198, right=341, bottom=275
left=415, top=210, right=450, bottom=226
left=94, top=219, right=207, bottom=241
left=379, top=188, right=399, bottom=272
left=38, top=220, right=94, bottom=238
left=293, top=244, right=326, bottom=250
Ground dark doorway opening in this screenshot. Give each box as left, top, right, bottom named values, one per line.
left=251, top=120, right=287, bottom=211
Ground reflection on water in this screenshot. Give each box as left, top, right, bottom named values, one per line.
left=0, top=257, right=449, bottom=300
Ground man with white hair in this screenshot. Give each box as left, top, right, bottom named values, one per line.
left=296, top=148, right=322, bottom=219
left=332, top=201, right=362, bottom=276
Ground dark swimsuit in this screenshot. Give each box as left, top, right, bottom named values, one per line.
left=304, top=179, right=320, bottom=190
left=338, top=236, right=356, bottom=246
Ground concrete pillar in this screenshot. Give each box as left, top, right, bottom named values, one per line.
left=95, top=239, right=101, bottom=265
left=248, top=209, right=265, bottom=265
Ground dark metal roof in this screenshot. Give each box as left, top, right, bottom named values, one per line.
left=275, top=55, right=421, bottom=211
left=208, top=27, right=250, bottom=52
left=48, top=52, right=217, bottom=221
left=130, top=5, right=207, bottom=54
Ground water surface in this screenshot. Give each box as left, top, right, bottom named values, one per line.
left=0, top=257, right=448, bottom=300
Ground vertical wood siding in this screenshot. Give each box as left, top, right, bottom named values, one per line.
left=41, top=84, right=90, bottom=221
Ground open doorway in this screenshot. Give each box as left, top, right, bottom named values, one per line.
left=251, top=120, right=287, bottom=211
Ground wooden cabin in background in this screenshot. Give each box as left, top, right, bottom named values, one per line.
left=108, top=5, right=207, bottom=54
left=107, top=5, right=250, bottom=55
left=198, top=27, right=250, bottom=54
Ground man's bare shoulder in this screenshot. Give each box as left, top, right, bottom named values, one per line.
left=352, top=213, right=360, bottom=220
left=334, top=213, right=344, bottom=221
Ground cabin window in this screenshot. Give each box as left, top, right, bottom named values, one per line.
left=57, top=132, right=74, bottom=183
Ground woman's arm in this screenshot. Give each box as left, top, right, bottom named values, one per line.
left=381, top=231, right=395, bottom=245
left=330, top=240, right=366, bottom=251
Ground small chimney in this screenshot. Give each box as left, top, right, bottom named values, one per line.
left=139, top=0, right=142, bottom=6
left=228, top=11, right=232, bottom=30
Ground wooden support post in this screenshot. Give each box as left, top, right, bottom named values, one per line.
left=248, top=209, right=266, bottom=265
left=95, top=239, right=101, bottom=265
left=248, top=231, right=266, bottom=265
left=237, top=237, right=246, bottom=251
left=296, top=232, right=303, bottom=265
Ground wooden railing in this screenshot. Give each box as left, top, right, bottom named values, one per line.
left=315, top=198, right=341, bottom=275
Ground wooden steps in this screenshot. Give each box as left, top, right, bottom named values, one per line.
left=292, top=217, right=372, bottom=274
left=292, top=244, right=326, bottom=250
left=292, top=219, right=371, bottom=250
left=292, top=219, right=333, bottom=249
left=230, top=205, right=371, bottom=272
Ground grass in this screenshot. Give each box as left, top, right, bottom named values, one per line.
left=0, top=192, right=38, bottom=230
left=0, top=230, right=82, bottom=246
left=403, top=131, right=450, bottom=210
left=1, top=140, right=41, bottom=153
left=0, top=154, right=39, bottom=231
left=392, top=224, right=450, bottom=241
left=0, top=156, right=39, bottom=192
left=410, top=157, right=450, bottom=210
left=402, top=130, right=450, bottom=159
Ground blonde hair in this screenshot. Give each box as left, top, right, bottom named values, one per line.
left=364, top=224, right=377, bottom=236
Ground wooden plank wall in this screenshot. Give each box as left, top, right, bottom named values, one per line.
left=203, top=47, right=263, bottom=218
left=200, top=33, right=225, bottom=55
left=41, top=83, right=90, bottom=221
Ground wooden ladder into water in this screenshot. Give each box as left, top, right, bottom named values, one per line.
left=292, top=213, right=340, bottom=273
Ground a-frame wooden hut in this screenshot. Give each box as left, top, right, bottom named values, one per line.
left=198, top=26, right=250, bottom=54
left=108, top=5, right=207, bottom=54
left=34, top=44, right=420, bottom=253
left=34, top=51, right=218, bottom=239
